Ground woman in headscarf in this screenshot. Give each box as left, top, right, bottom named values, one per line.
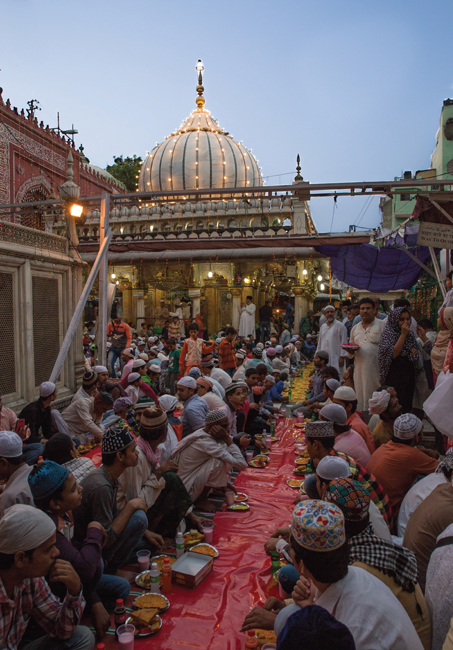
left=378, top=307, right=419, bottom=413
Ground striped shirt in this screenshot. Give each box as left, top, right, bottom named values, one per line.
left=219, top=340, right=236, bottom=370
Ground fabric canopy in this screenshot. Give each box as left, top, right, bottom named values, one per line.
left=316, top=243, right=433, bottom=292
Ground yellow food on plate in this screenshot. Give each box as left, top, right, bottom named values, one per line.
left=255, top=629, right=277, bottom=646
left=249, top=457, right=267, bottom=467
left=287, top=479, right=304, bottom=488
left=295, top=457, right=309, bottom=466
left=190, top=544, right=218, bottom=557
left=293, top=467, right=306, bottom=476
left=134, top=594, right=168, bottom=610
left=184, top=530, right=204, bottom=545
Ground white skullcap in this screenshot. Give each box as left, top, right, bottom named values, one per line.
left=92, top=365, right=108, bottom=374
left=394, top=413, right=423, bottom=440
left=334, top=386, right=357, bottom=401
left=368, top=390, right=391, bottom=415
left=265, top=374, right=276, bottom=385
left=290, top=336, right=299, bottom=342
left=306, top=334, right=312, bottom=339
left=320, top=403, right=347, bottom=425
left=137, top=340, right=146, bottom=346
left=205, top=408, right=228, bottom=423
left=0, top=431, right=23, bottom=458
left=122, top=348, right=134, bottom=359
left=149, top=365, right=161, bottom=374
left=316, top=456, right=352, bottom=481
left=132, top=359, right=146, bottom=370
left=177, top=376, right=197, bottom=389
left=326, top=379, right=341, bottom=392
left=159, top=395, right=178, bottom=413
left=39, top=381, right=56, bottom=398
left=256, top=343, right=264, bottom=350
left=138, top=352, right=149, bottom=361
left=0, top=504, right=56, bottom=553
left=324, top=305, right=335, bottom=311
left=127, top=372, right=141, bottom=383
left=148, top=337, right=155, bottom=343
left=275, top=345, right=283, bottom=354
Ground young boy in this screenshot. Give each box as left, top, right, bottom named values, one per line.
left=168, top=314, right=181, bottom=340
left=219, top=327, right=237, bottom=378
left=166, top=338, right=181, bottom=392
left=28, top=461, right=130, bottom=639
left=179, top=323, right=214, bottom=375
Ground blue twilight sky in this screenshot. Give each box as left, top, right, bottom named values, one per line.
left=1, top=0, right=453, bottom=232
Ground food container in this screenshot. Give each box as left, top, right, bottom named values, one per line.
left=171, top=550, right=214, bottom=588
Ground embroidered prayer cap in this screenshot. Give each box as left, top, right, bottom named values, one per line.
left=0, top=504, right=56, bottom=554
left=140, top=406, right=168, bottom=430
left=177, top=376, right=197, bottom=389
left=200, top=357, right=214, bottom=368
left=253, top=348, right=263, bottom=358
left=275, top=345, right=283, bottom=354
left=158, top=395, right=178, bottom=413
left=305, top=421, right=335, bottom=438
left=28, top=460, right=69, bottom=501
left=265, top=374, right=276, bottom=384
left=436, top=448, right=453, bottom=475
left=334, top=386, right=357, bottom=401
left=205, top=408, right=229, bottom=424
left=92, top=365, right=108, bottom=374
left=324, top=478, right=371, bottom=522
left=319, top=403, right=347, bottom=425
left=127, top=372, right=141, bottom=384
left=393, top=413, right=423, bottom=440
left=102, top=425, right=134, bottom=454
left=82, top=370, right=98, bottom=388
left=224, top=380, right=247, bottom=395
left=291, top=499, right=345, bottom=551
left=316, top=350, right=329, bottom=361
left=325, top=379, right=341, bottom=393
left=122, top=348, right=135, bottom=359
left=0, top=431, right=24, bottom=458
left=113, top=397, right=133, bottom=413
left=96, top=390, right=114, bottom=406
left=134, top=399, right=155, bottom=411
left=316, top=456, right=352, bottom=481
left=188, top=367, right=201, bottom=379
left=368, top=390, right=391, bottom=414
left=276, top=604, right=356, bottom=650
left=133, top=359, right=146, bottom=370
left=196, top=377, right=213, bottom=389
left=40, top=381, right=56, bottom=398
left=266, top=347, right=276, bottom=357
left=138, top=353, right=149, bottom=362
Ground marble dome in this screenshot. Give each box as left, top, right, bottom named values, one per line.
left=139, top=62, right=263, bottom=193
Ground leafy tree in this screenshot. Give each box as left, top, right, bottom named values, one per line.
left=106, top=155, right=143, bottom=191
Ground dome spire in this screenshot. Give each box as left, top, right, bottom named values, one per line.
left=195, top=59, right=205, bottom=109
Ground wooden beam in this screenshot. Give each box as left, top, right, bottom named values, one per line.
left=428, top=247, right=447, bottom=298
left=394, top=244, right=438, bottom=281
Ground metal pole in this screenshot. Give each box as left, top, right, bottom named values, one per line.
left=97, top=192, right=111, bottom=366
left=50, top=232, right=112, bottom=383
left=429, top=247, right=447, bottom=299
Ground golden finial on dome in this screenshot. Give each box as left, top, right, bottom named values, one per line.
left=195, top=59, right=205, bottom=109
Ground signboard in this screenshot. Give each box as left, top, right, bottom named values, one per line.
left=133, top=291, right=144, bottom=297
left=417, top=221, right=453, bottom=250
left=188, top=289, right=201, bottom=297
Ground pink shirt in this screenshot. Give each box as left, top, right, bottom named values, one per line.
left=0, top=406, right=17, bottom=431
left=334, top=429, right=371, bottom=468
left=121, top=359, right=135, bottom=379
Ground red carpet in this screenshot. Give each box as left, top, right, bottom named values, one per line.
left=86, top=418, right=300, bottom=648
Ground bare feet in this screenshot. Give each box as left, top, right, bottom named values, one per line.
left=194, top=498, right=218, bottom=513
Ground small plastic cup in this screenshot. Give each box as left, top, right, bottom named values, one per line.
left=117, top=624, right=135, bottom=650
left=225, top=490, right=235, bottom=506
left=201, top=521, right=214, bottom=544
left=137, top=549, right=151, bottom=572
left=297, top=412, right=304, bottom=423
left=246, top=450, right=254, bottom=463
left=266, top=434, right=272, bottom=447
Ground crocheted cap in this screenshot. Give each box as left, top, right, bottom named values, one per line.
left=334, top=386, right=357, bottom=401
left=140, top=406, right=167, bottom=430
left=132, top=359, right=146, bottom=370
left=102, top=426, right=134, bottom=454
left=324, top=478, right=370, bottom=521
left=305, top=421, right=335, bottom=438
left=39, top=381, right=56, bottom=398
left=122, top=348, right=135, bottom=359
left=224, top=380, right=247, bottom=395
left=291, top=500, right=346, bottom=552
left=92, top=365, right=108, bottom=374
left=320, top=403, right=347, bottom=425
left=266, top=347, right=276, bottom=357
left=113, top=397, right=132, bottom=413
left=265, top=374, right=276, bottom=384
left=205, top=408, right=229, bottom=423
left=127, top=372, right=141, bottom=384
left=316, top=350, right=329, bottom=361
left=393, top=413, right=423, bottom=440
left=253, top=348, right=263, bottom=358
left=82, top=370, right=98, bottom=388
left=177, top=376, right=197, bottom=389
left=316, top=456, right=351, bottom=481
left=325, top=379, right=341, bottom=393
left=28, top=460, right=69, bottom=501
left=0, top=431, right=24, bottom=458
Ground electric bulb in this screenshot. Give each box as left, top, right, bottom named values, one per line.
left=208, top=271, right=213, bottom=278
left=302, top=269, right=308, bottom=275
left=317, top=275, right=323, bottom=281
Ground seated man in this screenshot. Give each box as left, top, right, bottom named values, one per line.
left=367, top=413, right=439, bottom=526
left=332, top=386, right=375, bottom=453
left=44, top=433, right=96, bottom=483
left=319, top=403, right=371, bottom=468
left=19, top=380, right=56, bottom=445
left=0, top=504, right=94, bottom=650
left=308, top=378, right=341, bottom=412
left=0, top=393, right=39, bottom=465
left=241, top=501, right=423, bottom=650
left=71, top=370, right=99, bottom=403
left=368, top=387, right=402, bottom=448
left=201, top=356, right=233, bottom=390
left=171, top=409, right=247, bottom=512
left=117, top=406, right=199, bottom=539
left=196, top=377, right=226, bottom=411
left=62, top=391, right=114, bottom=443
left=72, top=426, right=148, bottom=574
left=0, top=431, right=33, bottom=518
left=177, top=376, right=209, bottom=438
left=29, top=461, right=130, bottom=640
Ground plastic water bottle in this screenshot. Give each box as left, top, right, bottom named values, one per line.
left=245, top=630, right=258, bottom=648
left=161, top=557, right=172, bottom=594
left=149, top=562, right=160, bottom=593
left=175, top=531, right=185, bottom=559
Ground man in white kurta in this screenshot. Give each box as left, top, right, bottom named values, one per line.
left=316, top=306, right=348, bottom=376
left=238, top=297, right=256, bottom=338
left=171, top=410, right=247, bottom=506
left=349, top=300, right=385, bottom=413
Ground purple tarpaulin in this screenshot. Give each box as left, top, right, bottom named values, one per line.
left=316, top=243, right=433, bottom=291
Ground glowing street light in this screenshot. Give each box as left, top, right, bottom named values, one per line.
left=70, top=203, right=83, bottom=217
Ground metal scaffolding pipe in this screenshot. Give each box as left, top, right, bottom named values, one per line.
left=80, top=246, right=322, bottom=264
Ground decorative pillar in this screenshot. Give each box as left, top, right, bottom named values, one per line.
left=204, top=285, right=218, bottom=335
left=293, top=287, right=309, bottom=334
left=231, top=288, right=242, bottom=330
left=122, top=281, right=133, bottom=323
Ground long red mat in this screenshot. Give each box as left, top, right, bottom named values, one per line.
left=86, top=419, right=300, bottom=649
